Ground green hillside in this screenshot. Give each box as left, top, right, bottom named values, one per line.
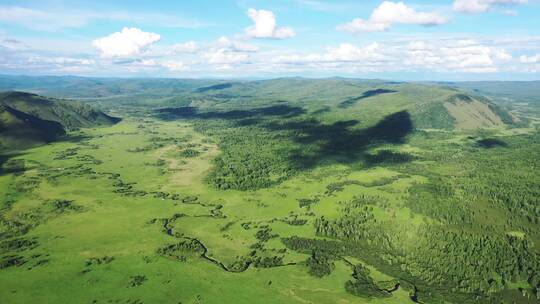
left=168, top=79, right=514, bottom=131
left=0, top=91, right=120, bottom=152
left=0, top=105, right=65, bottom=151
left=0, top=77, right=520, bottom=131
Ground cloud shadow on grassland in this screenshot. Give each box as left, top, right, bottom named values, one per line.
left=338, top=89, right=398, bottom=108
left=155, top=104, right=306, bottom=121
left=154, top=105, right=415, bottom=169
left=264, top=110, right=415, bottom=168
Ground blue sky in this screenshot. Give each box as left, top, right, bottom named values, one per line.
left=0, top=0, right=539, bottom=80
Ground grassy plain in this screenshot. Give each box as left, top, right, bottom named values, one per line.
left=0, top=118, right=426, bottom=303
left=1, top=79, right=540, bottom=304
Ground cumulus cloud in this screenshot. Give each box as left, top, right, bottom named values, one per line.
left=494, top=49, right=512, bottom=61
left=93, top=27, right=160, bottom=58
left=453, top=0, right=528, bottom=14
left=338, top=1, right=447, bottom=34
left=403, top=40, right=513, bottom=73
left=245, top=8, right=295, bottom=39
left=271, top=39, right=515, bottom=74
left=520, top=54, right=540, bottom=63
left=274, top=42, right=386, bottom=68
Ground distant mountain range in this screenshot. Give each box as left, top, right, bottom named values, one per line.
left=0, top=75, right=529, bottom=152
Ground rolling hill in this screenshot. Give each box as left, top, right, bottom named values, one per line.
left=0, top=91, right=120, bottom=152
left=176, top=79, right=516, bottom=131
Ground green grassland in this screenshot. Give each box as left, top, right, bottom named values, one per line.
left=1, top=78, right=539, bottom=303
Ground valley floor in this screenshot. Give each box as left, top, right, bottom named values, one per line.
left=1, top=116, right=539, bottom=304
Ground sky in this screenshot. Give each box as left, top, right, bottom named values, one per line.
left=0, top=0, right=539, bottom=80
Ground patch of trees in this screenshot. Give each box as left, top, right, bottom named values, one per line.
left=314, top=199, right=377, bottom=243
left=364, top=150, right=415, bottom=166
left=325, top=180, right=363, bottom=196
left=85, top=256, right=115, bottom=267
left=306, top=250, right=335, bottom=277
left=253, top=255, right=284, bottom=268
left=282, top=216, right=307, bottom=226
left=281, top=236, right=347, bottom=257
left=255, top=226, right=278, bottom=242
left=178, top=148, right=200, bottom=158
left=53, top=148, right=79, bottom=160
left=47, top=199, right=84, bottom=214
left=199, top=121, right=297, bottom=191
left=127, top=143, right=163, bottom=153
left=1, top=158, right=26, bottom=175
left=128, top=275, right=147, bottom=287
left=157, top=240, right=205, bottom=262
left=345, top=264, right=391, bottom=298
left=297, top=198, right=319, bottom=208
left=406, top=228, right=540, bottom=295
left=0, top=237, right=38, bottom=252
left=0, top=255, right=27, bottom=269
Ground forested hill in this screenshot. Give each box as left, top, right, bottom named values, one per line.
left=156, top=79, right=516, bottom=131
left=0, top=76, right=517, bottom=132
left=0, top=91, right=120, bottom=152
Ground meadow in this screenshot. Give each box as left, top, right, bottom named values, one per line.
left=1, top=78, right=539, bottom=303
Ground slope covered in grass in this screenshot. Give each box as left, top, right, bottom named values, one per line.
left=0, top=91, right=120, bottom=152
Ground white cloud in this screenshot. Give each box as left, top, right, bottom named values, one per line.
left=274, top=42, right=385, bottom=67
left=453, top=0, right=528, bottom=14
left=338, top=1, right=447, bottom=34
left=371, top=2, right=447, bottom=25
left=93, top=27, right=160, bottom=58
left=203, top=49, right=250, bottom=64
left=27, top=56, right=95, bottom=65
left=494, top=49, right=512, bottom=61
left=520, top=54, right=540, bottom=63
left=245, top=8, right=295, bottom=39
left=140, top=59, right=157, bottom=66
left=162, top=60, right=189, bottom=71
left=403, top=40, right=513, bottom=73
left=263, top=38, right=523, bottom=75
left=338, top=19, right=391, bottom=33
left=198, top=36, right=258, bottom=67
left=407, top=41, right=430, bottom=51
left=443, top=46, right=495, bottom=69
left=324, top=43, right=384, bottom=62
